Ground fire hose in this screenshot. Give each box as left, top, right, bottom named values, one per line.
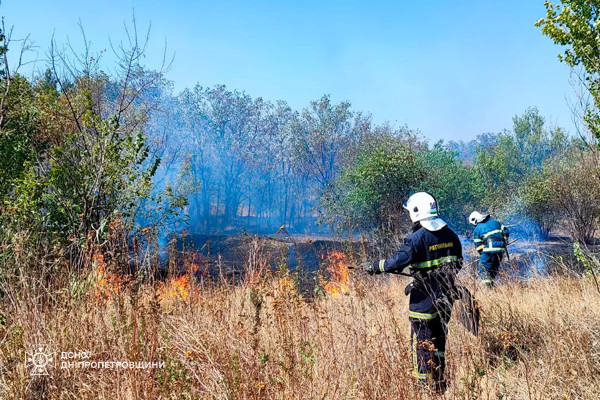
left=347, top=263, right=410, bottom=277
left=347, top=262, right=479, bottom=335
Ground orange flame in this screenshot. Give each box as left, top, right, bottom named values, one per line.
left=323, top=251, right=349, bottom=295
left=94, top=253, right=125, bottom=300
left=160, top=262, right=200, bottom=300
left=166, top=274, right=192, bottom=299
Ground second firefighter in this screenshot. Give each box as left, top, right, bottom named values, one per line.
left=469, top=211, right=510, bottom=286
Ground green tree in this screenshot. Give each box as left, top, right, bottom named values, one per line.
left=547, top=149, right=600, bottom=243
left=0, top=21, right=186, bottom=279
left=0, top=75, right=39, bottom=198
left=417, top=142, right=480, bottom=232
left=475, top=108, right=569, bottom=215
left=291, top=95, right=353, bottom=190
left=518, top=169, right=562, bottom=238
left=537, top=0, right=600, bottom=141
left=323, top=133, right=425, bottom=246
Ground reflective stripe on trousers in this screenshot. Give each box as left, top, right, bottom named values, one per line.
left=409, top=311, right=438, bottom=320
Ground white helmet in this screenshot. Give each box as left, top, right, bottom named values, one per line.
left=403, top=192, right=447, bottom=231
left=468, top=211, right=489, bottom=226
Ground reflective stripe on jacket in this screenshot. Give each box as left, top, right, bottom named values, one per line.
left=473, top=218, right=509, bottom=254
left=372, top=225, right=463, bottom=274
left=371, top=224, right=463, bottom=314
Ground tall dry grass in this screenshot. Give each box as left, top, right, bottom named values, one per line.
left=0, top=240, right=599, bottom=399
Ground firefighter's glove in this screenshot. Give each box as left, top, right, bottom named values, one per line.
left=360, top=261, right=375, bottom=275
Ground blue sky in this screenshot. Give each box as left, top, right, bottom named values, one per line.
left=1, top=0, right=575, bottom=141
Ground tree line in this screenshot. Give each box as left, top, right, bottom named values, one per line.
left=2, top=0, right=600, bottom=285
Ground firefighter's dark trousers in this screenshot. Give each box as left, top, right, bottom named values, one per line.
left=478, top=252, right=503, bottom=285
left=409, top=312, right=449, bottom=391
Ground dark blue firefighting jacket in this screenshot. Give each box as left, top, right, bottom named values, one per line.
left=371, top=224, right=463, bottom=317
left=473, top=217, right=509, bottom=254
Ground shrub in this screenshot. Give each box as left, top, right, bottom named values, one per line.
left=547, top=150, right=600, bottom=244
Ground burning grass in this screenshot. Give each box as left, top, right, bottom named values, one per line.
left=322, top=250, right=350, bottom=295
left=158, top=262, right=201, bottom=301
left=1, top=245, right=600, bottom=399
left=94, top=253, right=127, bottom=300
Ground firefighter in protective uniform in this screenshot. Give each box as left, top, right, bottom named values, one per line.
left=469, top=211, right=509, bottom=286
left=362, top=192, right=462, bottom=394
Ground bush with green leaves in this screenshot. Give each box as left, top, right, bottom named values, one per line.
left=416, top=141, right=481, bottom=232
left=475, top=108, right=570, bottom=225
left=546, top=150, right=600, bottom=244
left=323, top=136, right=424, bottom=239
left=0, top=75, right=40, bottom=199
left=0, top=24, right=187, bottom=280
left=518, top=169, right=562, bottom=239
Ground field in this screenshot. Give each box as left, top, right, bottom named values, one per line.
left=4, top=1, right=600, bottom=399
left=1, top=238, right=599, bottom=400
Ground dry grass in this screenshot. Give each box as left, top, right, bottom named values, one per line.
left=1, top=244, right=599, bottom=400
